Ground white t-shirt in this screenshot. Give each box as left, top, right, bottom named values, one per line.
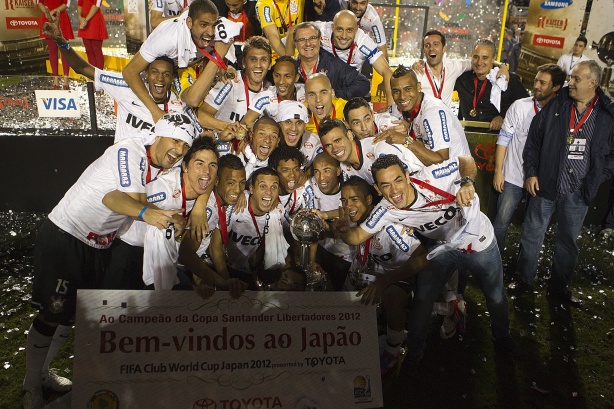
left=345, top=222, right=420, bottom=290
left=497, top=96, right=539, bottom=188
left=414, top=58, right=471, bottom=107
left=314, top=21, right=383, bottom=71
left=49, top=138, right=147, bottom=249
left=248, top=84, right=306, bottom=120
left=205, top=71, right=271, bottom=124
left=94, top=68, right=187, bottom=143
left=296, top=130, right=323, bottom=169
left=360, top=157, right=495, bottom=259
left=150, top=0, right=194, bottom=17
left=390, top=94, right=470, bottom=159
left=340, top=137, right=423, bottom=185
left=556, top=53, right=590, bottom=77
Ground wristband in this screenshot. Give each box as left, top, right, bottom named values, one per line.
left=58, top=42, right=70, bottom=50
left=138, top=206, right=148, bottom=220
left=459, top=176, right=475, bottom=187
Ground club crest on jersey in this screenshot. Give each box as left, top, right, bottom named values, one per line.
left=431, top=161, right=458, bottom=179
left=117, top=148, right=131, bottom=187
left=303, top=141, right=313, bottom=149
left=386, top=225, right=410, bottom=252
left=365, top=206, right=387, bottom=229
left=172, top=188, right=181, bottom=198
left=290, top=0, right=298, bottom=13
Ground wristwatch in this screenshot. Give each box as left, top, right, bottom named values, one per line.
left=459, top=176, right=475, bottom=187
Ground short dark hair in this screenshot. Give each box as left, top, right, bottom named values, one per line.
left=318, top=118, right=348, bottom=139
left=218, top=154, right=244, bottom=172
left=273, top=56, right=299, bottom=76
left=341, top=175, right=377, bottom=199
left=253, top=115, right=281, bottom=134
left=576, top=36, right=588, bottom=46
left=250, top=167, right=279, bottom=187
left=188, top=0, right=219, bottom=20
left=343, top=97, right=371, bottom=121
left=268, top=145, right=305, bottom=170
left=312, top=151, right=340, bottom=169
left=537, top=63, right=566, bottom=89
left=277, top=265, right=307, bottom=291
left=371, top=154, right=406, bottom=184
left=150, top=56, right=176, bottom=75
left=392, top=65, right=418, bottom=81
left=183, top=136, right=219, bottom=166
left=242, top=36, right=272, bottom=64
left=423, top=30, right=446, bottom=47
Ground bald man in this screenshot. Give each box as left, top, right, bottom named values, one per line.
left=305, top=72, right=347, bottom=133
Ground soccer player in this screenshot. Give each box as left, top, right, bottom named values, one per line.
left=239, top=116, right=282, bottom=179
left=304, top=72, right=347, bottom=133
left=255, top=0, right=305, bottom=57
left=277, top=100, right=322, bottom=169
left=343, top=96, right=397, bottom=140
left=340, top=0, right=388, bottom=62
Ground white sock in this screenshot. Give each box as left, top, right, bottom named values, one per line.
left=43, top=325, right=72, bottom=374
left=433, top=301, right=453, bottom=316
left=384, top=327, right=405, bottom=356
left=23, top=323, right=53, bottom=390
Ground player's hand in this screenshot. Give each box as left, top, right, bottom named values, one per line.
left=220, top=121, right=246, bottom=142
left=356, top=279, right=387, bottom=305
left=170, top=214, right=187, bottom=239
left=373, top=129, right=407, bottom=145
left=376, top=80, right=385, bottom=99
left=220, top=65, right=239, bottom=85
left=496, top=63, right=510, bottom=80
left=195, top=283, right=215, bottom=300
left=226, top=278, right=248, bottom=298
left=233, top=192, right=247, bottom=214
left=151, top=107, right=166, bottom=124
left=412, top=60, right=426, bottom=75
left=493, top=171, right=505, bottom=193
left=456, top=183, right=475, bottom=207
left=525, top=176, right=539, bottom=197
left=313, top=0, right=326, bottom=14
left=490, top=116, right=504, bottom=131
left=187, top=204, right=210, bottom=243
left=390, top=119, right=410, bottom=134
left=142, top=208, right=184, bottom=230
left=332, top=205, right=351, bottom=233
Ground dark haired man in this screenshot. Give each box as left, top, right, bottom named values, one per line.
left=335, top=154, right=512, bottom=373
left=557, top=36, right=590, bottom=80
left=240, top=116, right=282, bottom=179
left=277, top=101, right=323, bottom=169
left=343, top=97, right=396, bottom=140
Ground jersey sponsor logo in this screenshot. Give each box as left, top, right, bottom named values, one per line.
left=371, top=26, right=382, bottom=44
left=439, top=110, right=450, bottom=142
left=263, top=5, right=272, bottom=22
left=147, top=192, right=166, bottom=203
left=214, top=83, right=233, bottom=105
left=422, top=119, right=435, bottom=149
left=99, top=73, right=129, bottom=88
left=117, top=148, right=132, bottom=187
left=254, top=96, right=270, bottom=110
left=358, top=44, right=377, bottom=58
left=173, top=77, right=183, bottom=94
left=156, top=0, right=162, bottom=7
left=126, top=112, right=154, bottom=131
left=414, top=205, right=458, bottom=233
left=365, top=206, right=387, bottom=229
left=230, top=231, right=262, bottom=246
left=206, top=207, right=212, bottom=221
left=385, top=225, right=410, bottom=252
left=431, top=161, right=458, bottom=179
left=185, top=108, right=203, bottom=134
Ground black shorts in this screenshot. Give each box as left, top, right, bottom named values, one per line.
left=31, top=219, right=111, bottom=325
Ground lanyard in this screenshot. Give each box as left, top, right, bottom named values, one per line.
left=331, top=37, right=355, bottom=65
left=180, top=178, right=187, bottom=218
left=193, top=43, right=228, bottom=71
left=145, top=147, right=163, bottom=183
left=272, top=0, right=291, bottom=30
left=300, top=59, right=318, bottom=81
left=401, top=95, right=423, bottom=140
left=472, top=76, right=489, bottom=112
left=425, top=66, right=445, bottom=99
left=284, top=190, right=298, bottom=215
left=242, top=72, right=263, bottom=109
left=533, top=98, right=539, bottom=115
left=312, top=105, right=336, bottom=132
left=215, top=193, right=228, bottom=246
left=409, top=177, right=456, bottom=208
left=357, top=238, right=371, bottom=266
left=351, top=139, right=364, bottom=170
left=569, top=93, right=598, bottom=138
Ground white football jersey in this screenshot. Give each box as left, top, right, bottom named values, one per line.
left=248, top=84, right=306, bottom=120
left=414, top=58, right=472, bottom=107
left=297, top=130, right=323, bottom=169
left=315, top=21, right=383, bottom=71
left=339, top=2, right=386, bottom=48
left=150, top=0, right=194, bottom=17
left=49, top=138, right=147, bottom=249
left=205, top=71, right=270, bottom=124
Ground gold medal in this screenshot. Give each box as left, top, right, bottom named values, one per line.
left=235, top=128, right=246, bottom=141
left=469, top=108, right=477, bottom=117
left=567, top=134, right=575, bottom=145
left=224, top=71, right=236, bottom=80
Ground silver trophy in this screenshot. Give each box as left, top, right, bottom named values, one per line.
left=290, top=209, right=325, bottom=268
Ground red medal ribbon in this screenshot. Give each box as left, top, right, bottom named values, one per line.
left=272, top=0, right=291, bottom=31
left=312, top=105, right=336, bottom=132
left=569, top=93, right=598, bottom=138
left=401, top=95, right=423, bottom=140
left=472, top=76, right=489, bottom=114
left=242, top=72, right=263, bottom=110
left=180, top=178, right=187, bottom=218
left=533, top=98, right=539, bottom=115
left=215, top=193, right=229, bottom=246
left=351, top=138, right=364, bottom=170
left=248, top=200, right=263, bottom=240
left=300, top=59, right=318, bottom=81
left=331, top=37, right=355, bottom=65
left=194, top=43, right=228, bottom=70
left=145, top=146, right=163, bottom=183
left=409, top=177, right=456, bottom=208
left=357, top=238, right=371, bottom=266
left=425, top=66, right=445, bottom=99
left=284, top=190, right=298, bottom=215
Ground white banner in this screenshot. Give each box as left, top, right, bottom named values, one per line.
left=72, top=290, right=383, bottom=409
left=34, top=90, right=81, bottom=118
left=583, top=0, right=614, bottom=70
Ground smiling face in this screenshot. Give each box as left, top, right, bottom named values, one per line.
left=249, top=174, right=280, bottom=215
left=332, top=12, right=358, bottom=50
left=275, top=158, right=302, bottom=194
left=295, top=26, right=321, bottom=61
left=251, top=123, right=280, bottom=161
left=348, top=0, right=368, bottom=18
left=391, top=73, right=422, bottom=114
left=312, top=155, right=341, bottom=194
left=320, top=126, right=354, bottom=163
left=145, top=59, right=174, bottom=102
left=280, top=118, right=306, bottom=146
left=187, top=11, right=218, bottom=50
left=373, top=164, right=413, bottom=209
left=182, top=149, right=218, bottom=198
left=273, top=60, right=299, bottom=100
left=216, top=167, right=246, bottom=206
left=150, top=136, right=191, bottom=169
left=423, top=34, right=446, bottom=68
left=243, top=47, right=271, bottom=89
left=471, top=45, right=495, bottom=80
left=340, top=185, right=372, bottom=224
left=568, top=63, right=597, bottom=103
left=306, top=76, right=334, bottom=120
left=533, top=71, right=558, bottom=103
left=345, top=105, right=375, bottom=139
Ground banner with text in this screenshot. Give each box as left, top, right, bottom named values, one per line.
left=73, top=290, right=382, bottom=409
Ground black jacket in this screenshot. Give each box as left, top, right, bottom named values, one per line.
left=523, top=86, right=614, bottom=204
